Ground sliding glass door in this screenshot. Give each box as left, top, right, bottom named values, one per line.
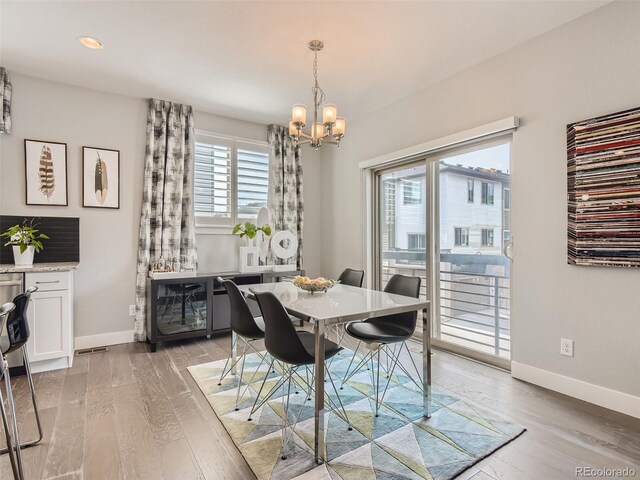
left=376, top=162, right=429, bottom=335
left=374, top=138, right=512, bottom=366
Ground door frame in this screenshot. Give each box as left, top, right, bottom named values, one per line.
left=367, top=133, right=514, bottom=370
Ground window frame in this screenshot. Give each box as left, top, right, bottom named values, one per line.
left=194, top=131, right=270, bottom=234
left=481, top=181, right=495, bottom=205
left=503, top=187, right=510, bottom=210
left=407, top=232, right=426, bottom=250
left=481, top=228, right=494, bottom=247
left=467, top=179, right=474, bottom=203
left=454, top=227, right=469, bottom=247
left=402, top=179, right=422, bottom=205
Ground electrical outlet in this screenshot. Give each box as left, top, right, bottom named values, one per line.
left=561, top=338, right=574, bottom=357
left=129, top=305, right=136, bottom=317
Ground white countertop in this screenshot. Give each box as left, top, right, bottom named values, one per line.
left=0, top=262, right=79, bottom=274
left=239, top=282, right=429, bottom=323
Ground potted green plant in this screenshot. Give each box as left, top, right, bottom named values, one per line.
left=232, top=222, right=271, bottom=246
left=1, top=219, right=49, bottom=267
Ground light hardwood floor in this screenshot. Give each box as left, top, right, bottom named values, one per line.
left=2, top=336, right=639, bottom=479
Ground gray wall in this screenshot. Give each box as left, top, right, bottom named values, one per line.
left=0, top=73, right=322, bottom=339
left=322, top=1, right=640, bottom=397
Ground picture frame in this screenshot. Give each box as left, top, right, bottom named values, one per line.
left=82, top=146, right=120, bottom=209
left=24, top=139, right=68, bottom=206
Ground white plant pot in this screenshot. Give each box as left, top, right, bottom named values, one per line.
left=13, top=245, right=35, bottom=266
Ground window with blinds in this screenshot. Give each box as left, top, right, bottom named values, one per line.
left=194, top=133, right=270, bottom=227
left=237, top=145, right=269, bottom=219
left=194, top=140, right=232, bottom=219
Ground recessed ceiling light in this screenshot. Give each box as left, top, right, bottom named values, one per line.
left=79, top=36, right=103, bottom=49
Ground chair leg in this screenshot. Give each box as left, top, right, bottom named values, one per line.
left=387, top=341, right=423, bottom=391
left=2, top=360, right=24, bottom=479
left=340, top=341, right=362, bottom=389
left=236, top=341, right=271, bottom=405
left=340, top=348, right=373, bottom=389
left=291, top=366, right=351, bottom=430
left=234, top=339, right=249, bottom=411
left=248, top=364, right=289, bottom=420
left=375, top=348, right=382, bottom=417
left=218, top=334, right=239, bottom=385
left=325, top=367, right=352, bottom=430
left=0, top=380, right=20, bottom=479
left=247, top=357, right=276, bottom=421
left=0, top=347, right=43, bottom=455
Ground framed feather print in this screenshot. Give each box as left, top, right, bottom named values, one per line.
left=24, top=139, right=68, bottom=206
left=82, top=146, right=120, bottom=209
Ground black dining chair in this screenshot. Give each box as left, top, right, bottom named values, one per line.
left=341, top=274, right=422, bottom=417
left=216, top=278, right=271, bottom=411
left=0, top=301, right=22, bottom=480
left=0, top=286, right=43, bottom=460
left=249, top=290, right=351, bottom=460
left=337, top=268, right=365, bottom=288
left=292, top=268, right=365, bottom=330
left=331, top=268, right=365, bottom=344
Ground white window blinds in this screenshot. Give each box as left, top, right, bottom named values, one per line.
left=194, top=139, right=233, bottom=219
left=194, top=134, right=270, bottom=227
left=236, top=143, right=270, bottom=219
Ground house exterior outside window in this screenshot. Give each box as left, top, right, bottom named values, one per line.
left=481, top=182, right=494, bottom=205
left=454, top=227, right=469, bottom=246
left=481, top=228, right=494, bottom=247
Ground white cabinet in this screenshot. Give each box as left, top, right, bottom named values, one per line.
left=24, top=271, right=74, bottom=372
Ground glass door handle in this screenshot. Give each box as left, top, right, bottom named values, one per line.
left=503, top=238, right=513, bottom=262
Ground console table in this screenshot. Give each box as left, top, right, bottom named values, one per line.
left=145, top=270, right=301, bottom=352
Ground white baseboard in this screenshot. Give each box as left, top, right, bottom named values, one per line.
left=511, top=361, right=640, bottom=419
left=75, top=330, right=134, bottom=351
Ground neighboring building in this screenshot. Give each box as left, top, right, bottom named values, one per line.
left=439, top=162, right=510, bottom=255
left=383, top=161, right=510, bottom=258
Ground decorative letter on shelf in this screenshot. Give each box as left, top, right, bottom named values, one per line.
left=271, top=230, right=298, bottom=272
left=567, top=106, right=640, bottom=267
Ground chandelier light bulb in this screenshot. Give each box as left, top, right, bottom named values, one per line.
left=334, top=117, right=346, bottom=137
left=312, top=122, right=324, bottom=140
left=323, top=104, right=337, bottom=125
left=291, top=104, right=307, bottom=126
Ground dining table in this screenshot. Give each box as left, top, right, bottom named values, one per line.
left=238, top=281, right=431, bottom=465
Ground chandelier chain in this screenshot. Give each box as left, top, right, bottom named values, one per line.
left=312, top=51, right=326, bottom=108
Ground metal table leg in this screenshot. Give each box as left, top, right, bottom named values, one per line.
left=423, top=305, right=432, bottom=418
left=313, top=319, right=325, bottom=464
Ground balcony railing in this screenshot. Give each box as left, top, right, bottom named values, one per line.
left=381, top=262, right=510, bottom=359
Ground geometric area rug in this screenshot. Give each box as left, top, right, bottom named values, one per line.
left=188, top=349, right=525, bottom=480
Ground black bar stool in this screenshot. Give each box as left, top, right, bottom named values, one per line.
left=1, top=286, right=43, bottom=456
left=0, top=301, right=22, bottom=480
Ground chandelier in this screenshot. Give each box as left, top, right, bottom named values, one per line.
left=289, top=40, right=345, bottom=149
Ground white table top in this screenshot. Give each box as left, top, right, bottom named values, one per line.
left=239, top=282, right=429, bottom=323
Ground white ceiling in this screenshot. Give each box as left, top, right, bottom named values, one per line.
left=1, top=1, right=608, bottom=125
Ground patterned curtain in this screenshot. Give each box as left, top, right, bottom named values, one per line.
left=134, top=99, right=197, bottom=341
left=0, top=67, right=12, bottom=134
left=268, top=124, right=304, bottom=269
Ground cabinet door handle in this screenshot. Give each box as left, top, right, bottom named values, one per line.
left=35, top=280, right=60, bottom=284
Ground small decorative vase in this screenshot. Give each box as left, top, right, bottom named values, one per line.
left=245, top=236, right=256, bottom=248
left=13, top=245, right=35, bottom=267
